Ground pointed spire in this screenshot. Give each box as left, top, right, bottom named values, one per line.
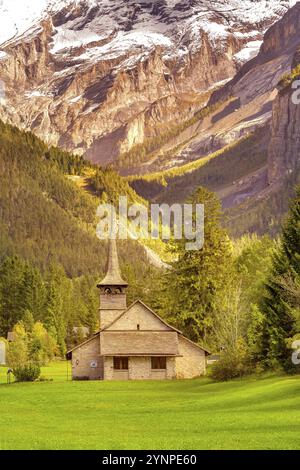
left=98, top=239, right=128, bottom=287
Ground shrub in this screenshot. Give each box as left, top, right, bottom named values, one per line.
left=210, top=349, right=252, bottom=382
left=278, top=64, right=300, bottom=94
left=13, top=364, right=41, bottom=382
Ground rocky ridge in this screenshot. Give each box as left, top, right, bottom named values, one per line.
left=0, top=0, right=295, bottom=165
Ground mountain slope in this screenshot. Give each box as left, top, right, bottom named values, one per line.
left=129, top=1, right=300, bottom=235
left=0, top=119, right=153, bottom=277
left=0, top=0, right=294, bottom=166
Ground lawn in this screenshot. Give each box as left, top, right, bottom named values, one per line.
left=0, top=362, right=299, bottom=450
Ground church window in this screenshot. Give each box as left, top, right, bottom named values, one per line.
left=113, top=357, right=128, bottom=370
left=151, top=357, right=167, bottom=370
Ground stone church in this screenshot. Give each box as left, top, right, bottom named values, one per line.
left=67, top=241, right=209, bottom=380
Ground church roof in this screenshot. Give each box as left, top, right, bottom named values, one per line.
left=97, top=239, right=128, bottom=287
left=101, top=331, right=180, bottom=356
left=101, top=299, right=211, bottom=355
left=66, top=299, right=211, bottom=357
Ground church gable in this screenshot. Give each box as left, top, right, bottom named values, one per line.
left=105, top=300, right=174, bottom=331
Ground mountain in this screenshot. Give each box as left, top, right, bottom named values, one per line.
left=0, top=118, right=158, bottom=281
left=1, top=0, right=300, bottom=237
left=128, top=1, right=300, bottom=235
left=0, top=0, right=295, bottom=167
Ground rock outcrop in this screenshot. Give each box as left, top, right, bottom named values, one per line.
left=268, top=52, right=300, bottom=185
left=0, top=0, right=293, bottom=166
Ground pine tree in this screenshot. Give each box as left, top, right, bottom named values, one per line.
left=45, top=263, right=70, bottom=356
left=22, top=310, right=35, bottom=333
left=262, top=187, right=300, bottom=370
left=22, top=263, right=46, bottom=322
left=159, top=187, right=233, bottom=345
left=0, top=256, right=26, bottom=336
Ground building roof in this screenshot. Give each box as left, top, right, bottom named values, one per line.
left=97, top=239, right=128, bottom=287
left=101, top=353, right=181, bottom=357
left=100, top=330, right=179, bottom=356
left=66, top=300, right=210, bottom=358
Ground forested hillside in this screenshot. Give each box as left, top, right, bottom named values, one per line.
left=0, top=120, right=151, bottom=276
left=0, top=121, right=159, bottom=351
left=129, top=128, right=268, bottom=205
left=1, top=119, right=299, bottom=377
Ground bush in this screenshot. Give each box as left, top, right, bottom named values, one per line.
left=13, top=364, right=41, bottom=382
left=278, top=64, right=300, bottom=94
left=210, top=350, right=252, bottom=382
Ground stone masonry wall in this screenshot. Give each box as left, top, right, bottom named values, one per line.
left=129, top=357, right=150, bottom=380
left=72, top=335, right=103, bottom=380
left=105, top=302, right=170, bottom=331
left=175, top=336, right=206, bottom=379
left=103, top=356, right=176, bottom=380
left=100, top=309, right=124, bottom=330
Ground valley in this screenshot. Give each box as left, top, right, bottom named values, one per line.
left=0, top=7, right=300, bottom=446
left=0, top=1, right=300, bottom=236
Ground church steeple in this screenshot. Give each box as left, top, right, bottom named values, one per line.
left=97, top=240, right=128, bottom=329
left=98, top=239, right=128, bottom=288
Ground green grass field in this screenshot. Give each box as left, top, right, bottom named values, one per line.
left=0, top=363, right=299, bottom=450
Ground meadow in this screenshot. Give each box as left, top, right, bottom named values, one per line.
left=0, top=363, right=299, bottom=450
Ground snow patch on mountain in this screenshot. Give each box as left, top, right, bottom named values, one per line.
left=234, top=40, right=263, bottom=63
left=75, top=30, right=173, bottom=64
left=0, top=0, right=296, bottom=62
left=0, top=0, right=48, bottom=44
left=0, top=0, right=298, bottom=167
left=0, top=50, right=8, bottom=60
left=51, top=28, right=102, bottom=53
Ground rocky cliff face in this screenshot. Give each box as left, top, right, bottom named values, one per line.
left=188, top=0, right=300, bottom=192
left=268, top=54, right=300, bottom=185
left=132, top=1, right=300, bottom=237
left=0, top=0, right=294, bottom=165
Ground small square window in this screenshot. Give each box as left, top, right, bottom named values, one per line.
left=113, top=357, right=128, bottom=370
left=151, top=357, right=166, bottom=370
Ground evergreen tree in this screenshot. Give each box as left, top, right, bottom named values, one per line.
left=159, top=187, right=233, bottom=345
left=262, top=187, right=300, bottom=370
left=22, top=263, right=46, bottom=321
left=0, top=256, right=26, bottom=336
left=45, top=263, right=71, bottom=356
left=22, top=310, right=35, bottom=333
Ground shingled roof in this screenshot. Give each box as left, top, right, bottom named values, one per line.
left=97, top=239, right=128, bottom=287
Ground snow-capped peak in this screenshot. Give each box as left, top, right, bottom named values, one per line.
left=0, top=1, right=297, bottom=48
